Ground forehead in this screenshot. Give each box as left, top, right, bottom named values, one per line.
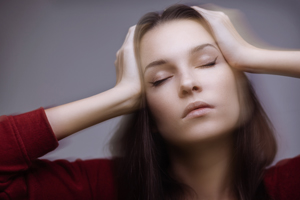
left=140, top=19, right=216, bottom=70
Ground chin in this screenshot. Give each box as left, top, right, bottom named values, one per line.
left=161, top=125, right=236, bottom=148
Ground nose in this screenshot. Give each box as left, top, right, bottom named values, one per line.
left=178, top=71, right=202, bottom=98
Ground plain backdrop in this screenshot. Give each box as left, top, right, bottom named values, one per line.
left=1, top=0, right=300, bottom=165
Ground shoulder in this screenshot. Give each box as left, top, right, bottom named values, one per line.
left=264, top=155, right=300, bottom=200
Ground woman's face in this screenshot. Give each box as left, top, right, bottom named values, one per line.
left=140, top=19, right=241, bottom=147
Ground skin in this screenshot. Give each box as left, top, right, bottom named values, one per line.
left=45, top=6, right=300, bottom=142
left=43, top=5, right=300, bottom=200
left=140, top=19, right=240, bottom=199
left=45, top=26, right=141, bottom=140
left=141, top=19, right=241, bottom=146
left=192, top=6, right=300, bottom=78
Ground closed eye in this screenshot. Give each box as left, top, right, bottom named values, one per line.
left=150, top=77, right=170, bottom=87
left=200, top=56, right=218, bottom=68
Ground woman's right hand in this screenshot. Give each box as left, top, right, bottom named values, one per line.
left=114, top=25, right=142, bottom=111
left=45, top=26, right=142, bottom=140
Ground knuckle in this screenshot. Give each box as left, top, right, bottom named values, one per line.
left=215, top=11, right=224, bottom=16
left=214, top=12, right=229, bottom=22
left=129, top=25, right=136, bottom=31
left=123, top=44, right=133, bottom=52
left=219, top=12, right=228, bottom=18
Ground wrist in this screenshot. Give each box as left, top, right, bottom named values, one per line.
left=112, top=84, right=142, bottom=114
left=234, top=46, right=261, bottom=73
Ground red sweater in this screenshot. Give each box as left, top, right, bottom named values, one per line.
left=0, top=108, right=299, bottom=200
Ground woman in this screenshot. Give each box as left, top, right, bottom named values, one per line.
left=1, top=4, right=300, bottom=200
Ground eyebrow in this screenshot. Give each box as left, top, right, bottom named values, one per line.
left=144, top=43, right=217, bottom=74
left=190, top=43, right=217, bottom=55
left=144, top=59, right=167, bottom=73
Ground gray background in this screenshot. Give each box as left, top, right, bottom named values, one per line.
left=1, top=0, right=300, bottom=165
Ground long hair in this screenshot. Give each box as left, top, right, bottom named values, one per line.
left=110, top=4, right=277, bottom=200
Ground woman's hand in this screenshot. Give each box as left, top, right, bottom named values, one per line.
left=192, top=5, right=254, bottom=70
left=114, top=25, right=142, bottom=109
left=45, top=26, right=142, bottom=140
left=192, top=5, right=300, bottom=77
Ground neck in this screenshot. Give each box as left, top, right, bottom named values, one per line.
left=168, top=134, right=237, bottom=200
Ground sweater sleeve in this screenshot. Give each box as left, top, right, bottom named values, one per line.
left=264, top=155, right=300, bottom=200
left=0, top=107, right=58, bottom=176
left=0, top=108, right=116, bottom=200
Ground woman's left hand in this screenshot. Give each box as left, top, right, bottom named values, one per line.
left=192, top=5, right=300, bottom=77
left=192, top=5, right=254, bottom=70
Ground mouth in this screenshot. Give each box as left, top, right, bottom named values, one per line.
left=182, top=101, right=214, bottom=119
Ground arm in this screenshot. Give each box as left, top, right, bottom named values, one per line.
left=0, top=109, right=115, bottom=199
left=46, top=25, right=141, bottom=140
left=192, top=6, right=300, bottom=78
left=0, top=26, right=140, bottom=199
left=241, top=48, right=300, bottom=78
left=45, top=85, right=139, bottom=140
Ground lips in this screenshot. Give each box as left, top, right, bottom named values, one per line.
left=182, top=101, right=213, bottom=119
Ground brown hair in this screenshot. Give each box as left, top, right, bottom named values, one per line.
left=111, top=4, right=277, bottom=200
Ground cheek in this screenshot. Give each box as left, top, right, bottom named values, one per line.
left=146, top=92, right=184, bottom=144
left=146, top=88, right=177, bottom=127
left=145, top=83, right=185, bottom=139
left=211, top=66, right=241, bottom=131
left=145, top=64, right=242, bottom=145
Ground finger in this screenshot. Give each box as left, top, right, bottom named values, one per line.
left=191, top=6, right=219, bottom=20
left=191, top=6, right=208, bottom=13
left=194, top=3, right=234, bottom=14
left=128, top=25, right=136, bottom=41
left=194, top=4, right=241, bottom=21
left=123, top=25, right=136, bottom=46
left=191, top=6, right=216, bottom=14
